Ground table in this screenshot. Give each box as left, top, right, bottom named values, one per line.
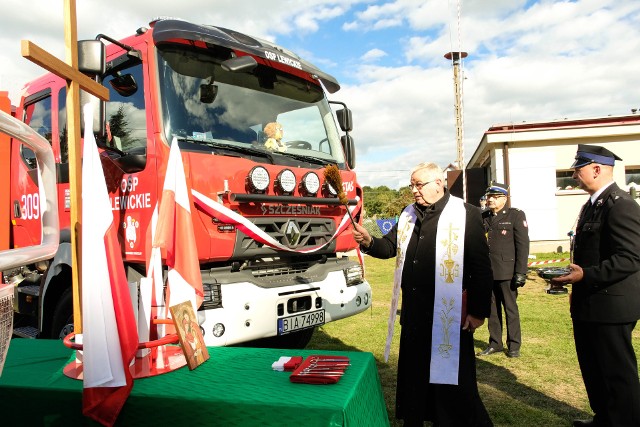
left=0, top=339, right=389, bottom=426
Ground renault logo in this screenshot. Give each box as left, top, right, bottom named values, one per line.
left=284, top=220, right=301, bottom=247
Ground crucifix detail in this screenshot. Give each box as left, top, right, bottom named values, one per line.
left=440, top=223, right=460, bottom=283
left=21, top=0, right=109, bottom=334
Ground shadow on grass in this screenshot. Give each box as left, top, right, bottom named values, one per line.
left=473, top=337, right=590, bottom=425
left=309, top=329, right=592, bottom=426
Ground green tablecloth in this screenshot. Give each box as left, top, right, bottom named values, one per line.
left=0, top=339, right=389, bottom=426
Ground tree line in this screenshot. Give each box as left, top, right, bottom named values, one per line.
left=362, top=185, right=414, bottom=219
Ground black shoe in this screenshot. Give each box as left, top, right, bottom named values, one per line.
left=476, top=347, right=501, bottom=356
left=573, top=419, right=596, bottom=427
left=506, top=350, right=520, bottom=358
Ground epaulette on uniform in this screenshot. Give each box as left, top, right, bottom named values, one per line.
left=606, top=190, right=628, bottom=206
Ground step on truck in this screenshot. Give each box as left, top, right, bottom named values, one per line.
left=4, top=17, right=370, bottom=348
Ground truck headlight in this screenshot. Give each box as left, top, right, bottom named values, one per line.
left=248, top=166, right=270, bottom=193
left=324, top=181, right=337, bottom=196
left=276, top=169, right=296, bottom=194
left=301, top=172, right=320, bottom=196
left=343, top=264, right=363, bottom=286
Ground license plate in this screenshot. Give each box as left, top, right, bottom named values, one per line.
left=278, top=309, right=325, bottom=335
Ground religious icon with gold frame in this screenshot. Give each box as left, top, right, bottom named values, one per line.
left=170, top=301, right=209, bottom=370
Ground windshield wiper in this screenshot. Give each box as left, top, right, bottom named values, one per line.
left=278, top=151, right=333, bottom=166
left=176, top=137, right=274, bottom=164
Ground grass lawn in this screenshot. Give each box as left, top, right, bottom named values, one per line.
left=307, top=254, right=640, bottom=427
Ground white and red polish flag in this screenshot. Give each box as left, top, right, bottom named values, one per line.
left=153, top=138, right=204, bottom=315
left=81, top=104, right=138, bottom=426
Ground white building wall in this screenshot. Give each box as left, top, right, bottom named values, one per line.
left=507, top=147, right=558, bottom=242
left=491, top=148, right=505, bottom=183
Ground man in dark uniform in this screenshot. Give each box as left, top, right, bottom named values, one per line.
left=477, top=183, right=530, bottom=358
left=352, top=162, right=494, bottom=427
left=479, top=195, right=487, bottom=211
left=552, top=144, right=640, bottom=427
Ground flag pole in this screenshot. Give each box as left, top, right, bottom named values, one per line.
left=63, top=0, right=84, bottom=334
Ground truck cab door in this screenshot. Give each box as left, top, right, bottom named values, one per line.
left=99, top=42, right=155, bottom=263
left=10, top=91, right=53, bottom=248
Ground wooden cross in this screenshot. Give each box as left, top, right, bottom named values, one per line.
left=21, top=0, right=109, bottom=334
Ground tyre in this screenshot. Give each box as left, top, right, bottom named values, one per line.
left=50, top=287, right=74, bottom=340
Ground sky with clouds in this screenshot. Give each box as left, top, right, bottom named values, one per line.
left=1, top=0, right=639, bottom=188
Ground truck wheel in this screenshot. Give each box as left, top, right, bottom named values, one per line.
left=51, top=288, right=74, bottom=340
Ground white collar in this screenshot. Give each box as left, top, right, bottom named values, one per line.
left=590, top=181, right=614, bottom=204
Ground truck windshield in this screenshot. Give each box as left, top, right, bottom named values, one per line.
left=156, top=46, right=345, bottom=165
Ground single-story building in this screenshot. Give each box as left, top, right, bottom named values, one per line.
left=465, top=113, right=640, bottom=253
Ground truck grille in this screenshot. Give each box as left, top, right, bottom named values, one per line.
left=249, top=259, right=314, bottom=278
left=234, top=217, right=335, bottom=257
left=199, top=255, right=330, bottom=290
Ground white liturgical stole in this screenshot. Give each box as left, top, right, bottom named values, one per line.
left=384, top=196, right=466, bottom=385
left=429, top=196, right=465, bottom=384
left=383, top=204, right=417, bottom=363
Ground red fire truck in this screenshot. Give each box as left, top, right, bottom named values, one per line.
left=5, top=18, right=370, bottom=348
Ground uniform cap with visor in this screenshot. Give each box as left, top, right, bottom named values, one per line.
left=485, top=183, right=509, bottom=197
left=571, top=144, right=622, bottom=169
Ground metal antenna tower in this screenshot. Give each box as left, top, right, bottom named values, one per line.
left=444, top=51, right=467, bottom=171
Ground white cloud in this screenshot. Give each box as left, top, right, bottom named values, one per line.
left=293, top=6, right=348, bottom=34
left=361, top=48, right=387, bottom=62
left=0, top=0, right=360, bottom=102
left=2, top=0, right=640, bottom=191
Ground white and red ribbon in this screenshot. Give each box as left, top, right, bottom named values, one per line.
left=191, top=189, right=360, bottom=254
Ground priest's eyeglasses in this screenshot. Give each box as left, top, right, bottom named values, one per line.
left=408, top=180, right=435, bottom=191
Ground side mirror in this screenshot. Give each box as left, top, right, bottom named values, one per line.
left=78, top=40, right=106, bottom=135
left=336, top=108, right=353, bottom=133
left=78, top=40, right=105, bottom=75
left=341, top=134, right=356, bottom=169
left=109, top=74, right=138, bottom=97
